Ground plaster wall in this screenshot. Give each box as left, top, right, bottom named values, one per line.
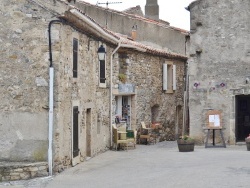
left=188, top=0, right=250, bottom=144
left=74, top=1, right=187, bottom=55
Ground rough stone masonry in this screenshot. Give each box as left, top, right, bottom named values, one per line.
left=188, top=0, right=250, bottom=144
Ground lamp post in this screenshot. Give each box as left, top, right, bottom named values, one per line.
left=97, top=44, right=106, bottom=60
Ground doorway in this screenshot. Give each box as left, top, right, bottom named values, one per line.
left=86, top=108, right=92, bottom=157
left=236, top=95, right=250, bottom=141
left=115, top=96, right=131, bottom=129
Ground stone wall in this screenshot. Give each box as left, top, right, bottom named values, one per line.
left=52, top=25, right=111, bottom=168
left=0, top=0, right=112, bottom=168
left=113, top=51, right=186, bottom=140
left=188, top=0, right=250, bottom=144
left=0, top=162, right=48, bottom=181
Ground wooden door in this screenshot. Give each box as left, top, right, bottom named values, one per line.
left=86, top=108, right=92, bottom=157
left=73, top=106, right=79, bottom=158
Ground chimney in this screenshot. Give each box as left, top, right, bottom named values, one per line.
left=131, top=25, right=137, bottom=41
left=145, top=0, right=159, bottom=20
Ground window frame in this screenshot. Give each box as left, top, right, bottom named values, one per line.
left=163, top=61, right=176, bottom=93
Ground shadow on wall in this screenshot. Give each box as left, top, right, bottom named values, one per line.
left=8, top=140, right=48, bottom=162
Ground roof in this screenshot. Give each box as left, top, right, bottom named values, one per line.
left=58, top=0, right=189, bottom=35
left=60, top=8, right=187, bottom=61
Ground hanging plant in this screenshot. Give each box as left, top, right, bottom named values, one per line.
left=118, top=73, right=127, bottom=83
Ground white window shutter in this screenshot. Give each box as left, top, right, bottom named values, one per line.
left=173, top=65, right=176, bottom=90
left=163, top=64, right=167, bottom=90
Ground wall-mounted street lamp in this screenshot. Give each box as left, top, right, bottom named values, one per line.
left=97, top=44, right=106, bottom=60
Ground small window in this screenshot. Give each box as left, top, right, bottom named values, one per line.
left=73, top=38, right=78, bottom=78
left=163, top=61, right=176, bottom=93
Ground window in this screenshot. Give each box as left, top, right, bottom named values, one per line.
left=73, top=38, right=78, bottom=78
left=100, top=60, right=105, bottom=83
left=163, top=61, right=176, bottom=93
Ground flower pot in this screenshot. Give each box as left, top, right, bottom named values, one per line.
left=245, top=139, right=250, bottom=151
left=177, top=140, right=195, bottom=152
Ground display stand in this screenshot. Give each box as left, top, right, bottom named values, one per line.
left=204, top=110, right=226, bottom=148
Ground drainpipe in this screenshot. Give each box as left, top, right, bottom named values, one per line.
left=110, top=42, right=121, bottom=148
left=48, top=19, right=62, bottom=176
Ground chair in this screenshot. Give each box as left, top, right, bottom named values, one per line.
left=139, top=122, right=152, bottom=144
left=113, top=126, right=128, bottom=151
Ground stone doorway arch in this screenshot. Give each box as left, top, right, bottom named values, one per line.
left=151, top=104, right=160, bottom=123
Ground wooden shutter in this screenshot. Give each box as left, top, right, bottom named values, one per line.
left=100, top=60, right=106, bottom=83
left=73, top=106, right=79, bottom=157
left=73, top=38, right=78, bottom=78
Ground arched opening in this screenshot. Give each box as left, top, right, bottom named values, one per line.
left=151, top=104, right=160, bottom=123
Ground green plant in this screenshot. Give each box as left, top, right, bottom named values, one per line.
left=178, top=135, right=194, bottom=143
left=118, top=73, right=127, bottom=83
left=179, top=135, right=192, bottom=140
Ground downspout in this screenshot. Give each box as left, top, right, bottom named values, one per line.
left=48, top=19, right=62, bottom=176
left=110, top=42, right=121, bottom=148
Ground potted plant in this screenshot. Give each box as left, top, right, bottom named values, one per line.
left=245, top=134, right=250, bottom=151
left=177, top=135, right=195, bottom=152
left=118, top=73, right=127, bottom=83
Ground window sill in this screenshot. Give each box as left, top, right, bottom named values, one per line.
left=99, top=83, right=107, bottom=88
left=165, top=89, right=174, bottom=94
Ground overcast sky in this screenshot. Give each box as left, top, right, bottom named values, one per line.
left=79, top=0, right=195, bottom=30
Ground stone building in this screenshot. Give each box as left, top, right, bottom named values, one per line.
left=187, top=0, right=250, bottom=144
left=0, top=0, right=187, bottom=180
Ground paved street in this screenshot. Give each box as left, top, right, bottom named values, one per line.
left=1, top=141, right=249, bottom=188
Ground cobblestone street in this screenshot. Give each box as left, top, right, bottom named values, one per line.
left=0, top=141, right=249, bottom=188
